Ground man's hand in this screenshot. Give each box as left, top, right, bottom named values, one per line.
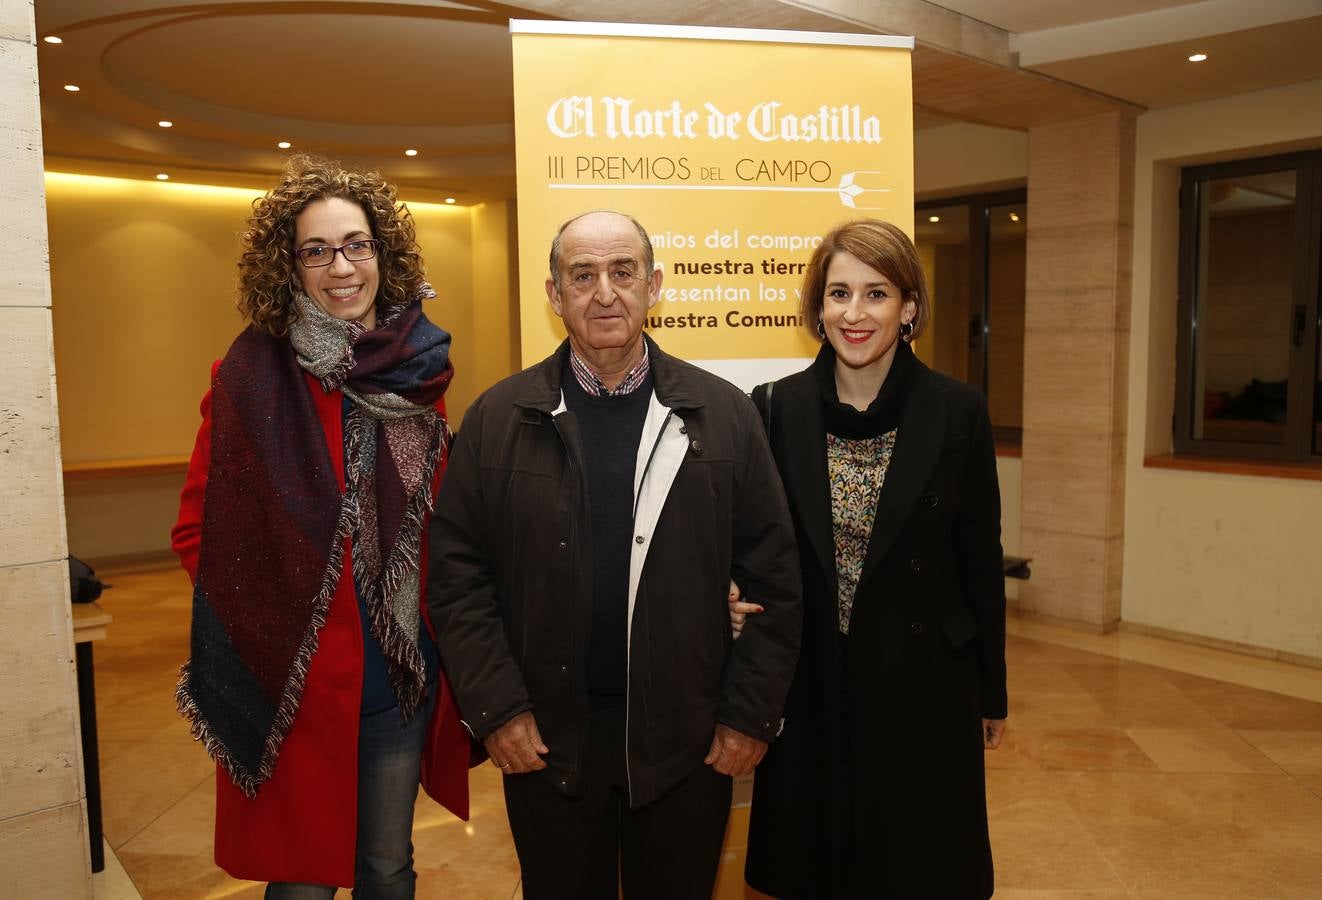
left=983, top=718, right=1007, bottom=750
left=703, top=723, right=768, bottom=776
left=728, top=580, right=763, bottom=640
left=485, top=711, right=549, bottom=774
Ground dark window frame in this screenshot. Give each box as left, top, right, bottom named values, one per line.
left=1174, top=151, right=1322, bottom=461
left=917, top=187, right=1027, bottom=445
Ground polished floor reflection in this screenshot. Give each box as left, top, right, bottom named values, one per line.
left=91, top=566, right=1322, bottom=899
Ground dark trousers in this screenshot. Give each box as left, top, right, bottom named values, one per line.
left=503, top=703, right=733, bottom=900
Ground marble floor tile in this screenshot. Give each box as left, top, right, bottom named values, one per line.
left=992, top=892, right=1131, bottom=899
left=1052, top=771, right=1322, bottom=898
left=92, top=841, right=143, bottom=900
left=1237, top=730, right=1322, bottom=775
left=986, top=770, right=1128, bottom=893
left=1161, top=772, right=1322, bottom=839
left=1009, top=662, right=1096, bottom=694
left=1064, top=664, right=1224, bottom=728
left=100, top=739, right=214, bottom=849
left=113, top=852, right=264, bottom=899
left=1296, top=774, right=1322, bottom=799
left=414, top=866, right=518, bottom=899
left=1161, top=672, right=1322, bottom=730
left=1007, top=617, right=1322, bottom=705
left=1124, top=727, right=1282, bottom=774
left=1012, top=728, right=1158, bottom=772
left=120, top=775, right=216, bottom=858
left=1008, top=687, right=1117, bottom=730
left=1005, top=634, right=1120, bottom=667
left=984, top=726, right=1045, bottom=771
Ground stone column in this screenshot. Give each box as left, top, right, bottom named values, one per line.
left=0, top=1, right=93, bottom=896
left=1018, top=112, right=1135, bottom=631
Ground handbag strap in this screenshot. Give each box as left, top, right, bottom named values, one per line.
left=752, top=380, right=774, bottom=438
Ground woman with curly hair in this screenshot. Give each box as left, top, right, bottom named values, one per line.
left=171, top=155, right=472, bottom=897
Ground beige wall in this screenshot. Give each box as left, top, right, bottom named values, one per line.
left=915, top=122, right=1027, bottom=198
left=49, top=176, right=507, bottom=561
left=0, top=2, right=93, bottom=896
left=1124, top=78, right=1322, bottom=659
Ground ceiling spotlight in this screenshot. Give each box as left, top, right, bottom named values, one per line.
left=277, top=141, right=291, bottom=149
left=44, top=36, right=63, bottom=44
left=445, top=198, right=456, bottom=204
left=158, top=120, right=173, bottom=128
left=928, top=215, right=940, bottom=223
left=404, top=149, right=418, bottom=157
left=155, top=173, right=169, bottom=181
left=1188, top=52, right=1208, bottom=62
left=1009, top=212, right=1020, bottom=222
left=63, top=84, right=80, bottom=92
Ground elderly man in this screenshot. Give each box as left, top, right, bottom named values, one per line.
left=425, top=210, right=801, bottom=899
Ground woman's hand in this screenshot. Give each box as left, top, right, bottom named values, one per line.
left=729, top=579, right=764, bottom=639
left=983, top=718, right=1007, bottom=750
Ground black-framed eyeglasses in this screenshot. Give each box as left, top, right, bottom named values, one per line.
left=296, top=239, right=380, bottom=268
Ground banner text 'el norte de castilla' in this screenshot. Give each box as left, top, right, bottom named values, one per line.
left=512, top=21, right=914, bottom=387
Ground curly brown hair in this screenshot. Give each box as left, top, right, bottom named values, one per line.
left=238, top=154, right=427, bottom=337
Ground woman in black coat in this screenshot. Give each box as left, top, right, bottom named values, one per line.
left=744, top=219, right=1008, bottom=899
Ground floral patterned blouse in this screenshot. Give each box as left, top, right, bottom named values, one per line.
left=827, top=429, right=897, bottom=634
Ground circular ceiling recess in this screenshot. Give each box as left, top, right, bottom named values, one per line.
left=102, top=12, right=513, bottom=128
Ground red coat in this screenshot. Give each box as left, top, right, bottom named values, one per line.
left=173, top=364, right=471, bottom=887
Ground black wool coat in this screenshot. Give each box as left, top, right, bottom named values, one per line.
left=745, top=351, right=1007, bottom=900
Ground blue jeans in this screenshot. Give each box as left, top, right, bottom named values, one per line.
left=266, top=686, right=434, bottom=900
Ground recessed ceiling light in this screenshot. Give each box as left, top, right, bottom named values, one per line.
left=1009, top=212, right=1020, bottom=222
left=277, top=141, right=291, bottom=149
left=155, top=173, right=169, bottom=181
left=1188, top=52, right=1208, bottom=62
left=404, top=149, right=418, bottom=157
left=63, top=84, right=80, bottom=92
left=43, top=36, right=63, bottom=44
left=445, top=198, right=456, bottom=204
left=158, top=120, right=173, bottom=128
left=928, top=215, right=940, bottom=223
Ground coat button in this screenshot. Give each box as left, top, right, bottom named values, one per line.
left=909, top=558, right=923, bottom=572
left=679, top=425, right=688, bottom=434
left=910, top=621, right=926, bottom=635
left=558, top=540, right=568, bottom=552
left=923, top=492, right=939, bottom=508
left=635, top=535, right=645, bottom=544
left=560, top=664, right=568, bottom=674
left=690, top=439, right=703, bottom=455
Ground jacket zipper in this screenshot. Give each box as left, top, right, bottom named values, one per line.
left=624, top=408, right=674, bottom=802
left=549, top=410, right=581, bottom=788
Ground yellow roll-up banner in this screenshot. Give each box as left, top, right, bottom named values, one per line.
left=511, top=21, right=914, bottom=386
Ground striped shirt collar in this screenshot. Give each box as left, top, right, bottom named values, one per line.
left=568, top=341, right=651, bottom=397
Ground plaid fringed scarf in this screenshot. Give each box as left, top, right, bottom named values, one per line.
left=177, top=290, right=453, bottom=798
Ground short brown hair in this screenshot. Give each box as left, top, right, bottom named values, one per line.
left=237, top=154, right=427, bottom=337
left=797, top=219, right=930, bottom=342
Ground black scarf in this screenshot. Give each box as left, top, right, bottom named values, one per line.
left=812, top=338, right=918, bottom=439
